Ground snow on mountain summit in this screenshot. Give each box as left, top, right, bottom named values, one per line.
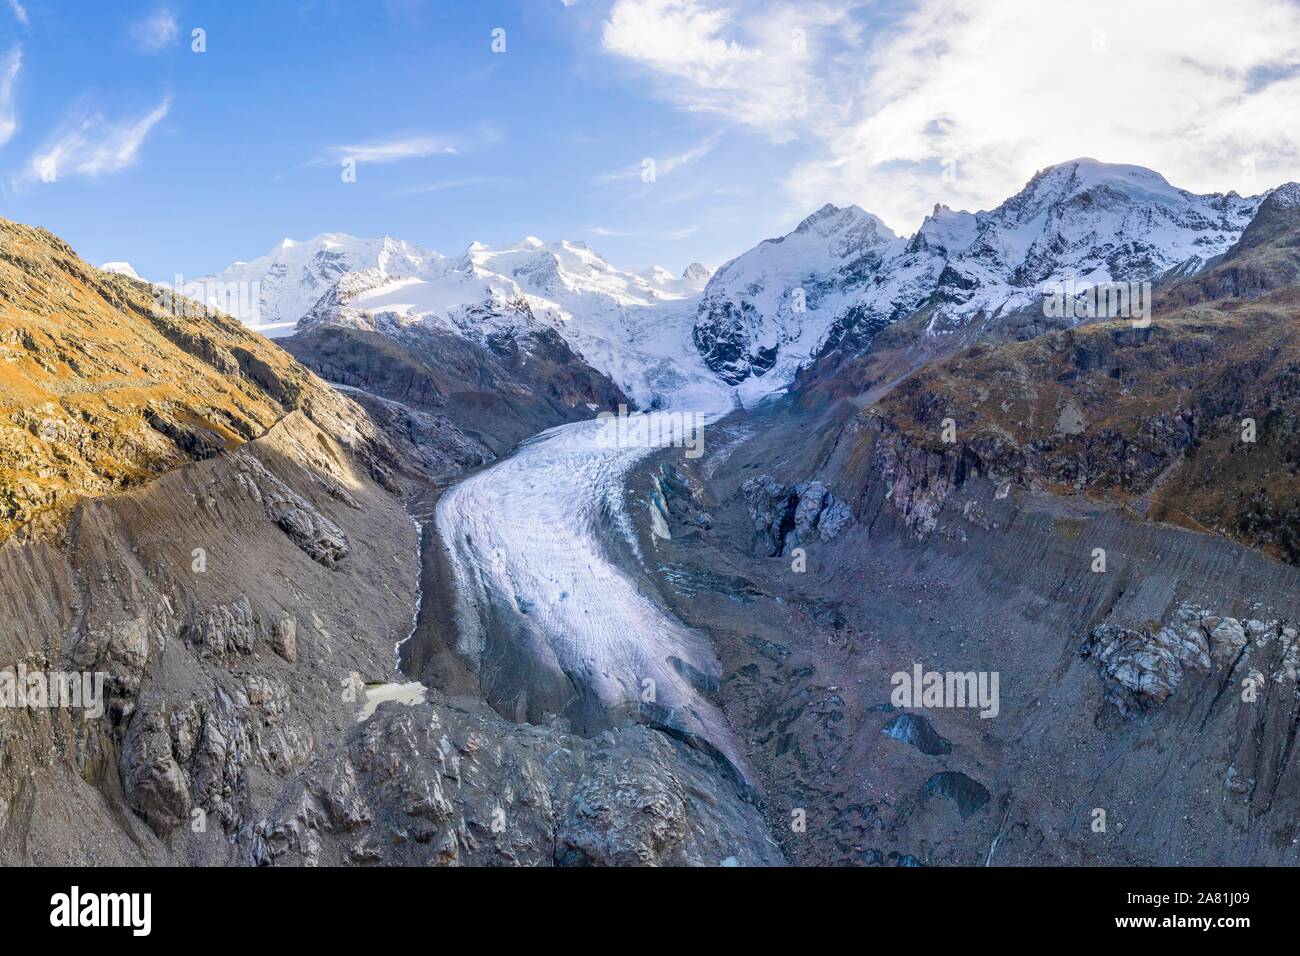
left=681, top=262, right=711, bottom=284
left=100, top=261, right=142, bottom=279
left=693, top=159, right=1263, bottom=385
left=204, top=231, right=728, bottom=408
left=195, top=159, right=1271, bottom=404
left=693, top=202, right=904, bottom=386
left=197, top=233, right=436, bottom=337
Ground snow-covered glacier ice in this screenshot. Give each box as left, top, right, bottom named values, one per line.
left=435, top=408, right=752, bottom=783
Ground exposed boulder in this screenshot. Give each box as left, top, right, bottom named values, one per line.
left=923, top=771, right=990, bottom=820
left=184, top=596, right=258, bottom=661
left=121, top=707, right=191, bottom=835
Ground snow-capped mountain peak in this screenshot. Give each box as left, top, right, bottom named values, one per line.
left=692, top=202, right=904, bottom=386
left=100, top=261, right=141, bottom=280
left=692, top=159, right=1263, bottom=386
left=195, top=233, right=436, bottom=336
left=681, top=262, right=711, bottom=284
left=202, top=231, right=732, bottom=408
left=195, top=159, right=1273, bottom=405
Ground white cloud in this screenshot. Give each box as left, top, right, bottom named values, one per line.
left=0, top=47, right=20, bottom=146
left=602, top=0, right=1300, bottom=232
left=590, top=224, right=699, bottom=239
left=8, top=0, right=27, bottom=27
left=317, top=133, right=481, bottom=168
left=595, top=132, right=720, bottom=182
left=389, top=176, right=510, bottom=197
left=601, top=0, right=859, bottom=140
left=132, top=9, right=178, bottom=52
left=27, top=96, right=172, bottom=181
left=313, top=126, right=502, bottom=169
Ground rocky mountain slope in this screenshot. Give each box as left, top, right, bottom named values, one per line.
left=619, top=174, right=1300, bottom=865
left=0, top=216, right=398, bottom=541
left=283, top=310, right=629, bottom=470
left=837, top=182, right=1300, bottom=564
left=0, top=217, right=777, bottom=866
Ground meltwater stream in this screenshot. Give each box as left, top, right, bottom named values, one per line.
left=435, top=410, right=752, bottom=783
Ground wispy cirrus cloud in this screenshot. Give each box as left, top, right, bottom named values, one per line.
left=595, top=132, right=721, bottom=183
left=660, top=224, right=698, bottom=240
left=25, top=96, right=172, bottom=182
left=0, top=47, right=20, bottom=147
left=388, top=176, right=514, bottom=197
left=312, top=125, right=504, bottom=169
left=324, top=135, right=458, bottom=165
left=8, top=0, right=27, bottom=27
left=601, top=0, right=1300, bottom=232
left=307, top=125, right=504, bottom=178
left=131, top=8, right=178, bottom=52
left=591, top=223, right=699, bottom=240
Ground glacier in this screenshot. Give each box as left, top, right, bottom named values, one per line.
left=435, top=403, right=754, bottom=783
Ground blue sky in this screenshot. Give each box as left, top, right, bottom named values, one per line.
left=2, top=0, right=1300, bottom=281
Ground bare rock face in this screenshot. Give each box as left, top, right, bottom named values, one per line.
left=742, top=474, right=853, bottom=556
left=283, top=315, right=631, bottom=463
left=185, top=596, right=258, bottom=661
left=1083, top=603, right=1277, bottom=717
left=1083, top=622, right=1210, bottom=715
left=252, top=700, right=783, bottom=868
left=68, top=602, right=175, bottom=724
left=556, top=734, right=690, bottom=866
left=231, top=452, right=350, bottom=567
left=121, top=707, right=191, bottom=835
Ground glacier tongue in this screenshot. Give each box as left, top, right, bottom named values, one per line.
left=436, top=407, right=753, bottom=783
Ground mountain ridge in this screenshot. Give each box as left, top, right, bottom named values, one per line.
left=186, top=160, right=1280, bottom=411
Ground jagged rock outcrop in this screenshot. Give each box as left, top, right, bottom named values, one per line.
left=1083, top=603, right=1295, bottom=718
left=231, top=451, right=349, bottom=567
left=741, top=474, right=853, bottom=556
left=253, top=699, right=782, bottom=868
